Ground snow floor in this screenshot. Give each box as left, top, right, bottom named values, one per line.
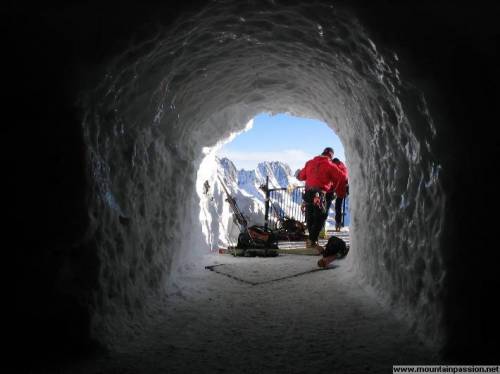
left=62, top=253, right=437, bottom=374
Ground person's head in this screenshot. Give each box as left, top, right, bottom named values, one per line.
left=321, top=147, right=334, bottom=159
left=332, top=157, right=340, bottom=164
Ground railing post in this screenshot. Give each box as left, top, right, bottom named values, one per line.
left=264, top=176, right=270, bottom=230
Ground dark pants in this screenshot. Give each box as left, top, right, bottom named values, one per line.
left=303, top=189, right=327, bottom=243
left=335, top=196, right=344, bottom=227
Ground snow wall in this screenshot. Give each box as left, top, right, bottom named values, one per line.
left=81, top=0, right=447, bottom=350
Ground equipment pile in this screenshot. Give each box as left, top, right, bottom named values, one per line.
left=218, top=176, right=278, bottom=257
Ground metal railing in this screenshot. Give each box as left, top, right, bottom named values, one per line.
left=260, top=176, right=306, bottom=230
left=260, top=176, right=348, bottom=231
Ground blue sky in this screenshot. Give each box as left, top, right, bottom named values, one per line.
left=218, top=113, right=345, bottom=171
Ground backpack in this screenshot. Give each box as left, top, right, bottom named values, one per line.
left=237, top=225, right=278, bottom=249
left=275, top=217, right=307, bottom=240
left=324, top=236, right=349, bottom=258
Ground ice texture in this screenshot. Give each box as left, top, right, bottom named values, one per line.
left=82, top=0, right=445, bottom=347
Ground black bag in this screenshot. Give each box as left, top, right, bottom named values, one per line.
left=280, top=218, right=306, bottom=234
left=275, top=217, right=307, bottom=240
left=324, top=236, right=349, bottom=258
left=237, top=225, right=278, bottom=249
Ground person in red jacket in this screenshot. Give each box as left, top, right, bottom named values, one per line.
left=332, top=158, right=348, bottom=231
left=297, top=147, right=347, bottom=254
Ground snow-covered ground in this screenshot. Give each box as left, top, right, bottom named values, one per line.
left=63, top=253, right=436, bottom=373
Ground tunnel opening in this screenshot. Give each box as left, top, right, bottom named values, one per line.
left=78, top=1, right=448, bottom=363
left=196, top=112, right=350, bottom=253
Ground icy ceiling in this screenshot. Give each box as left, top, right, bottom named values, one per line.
left=82, top=0, right=445, bottom=347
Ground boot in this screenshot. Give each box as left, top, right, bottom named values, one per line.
left=311, top=242, right=324, bottom=254
left=318, top=255, right=336, bottom=268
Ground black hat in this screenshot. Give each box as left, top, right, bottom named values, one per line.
left=322, top=147, right=334, bottom=156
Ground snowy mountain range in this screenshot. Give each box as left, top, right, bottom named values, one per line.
left=197, top=156, right=349, bottom=250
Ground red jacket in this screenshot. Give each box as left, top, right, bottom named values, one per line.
left=298, top=156, right=347, bottom=192
left=332, top=161, right=348, bottom=198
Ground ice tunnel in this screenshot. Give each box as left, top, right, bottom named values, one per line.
left=83, top=0, right=444, bottom=347
left=7, top=0, right=500, bottom=366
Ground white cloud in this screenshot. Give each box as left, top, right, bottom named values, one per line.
left=218, top=148, right=314, bottom=172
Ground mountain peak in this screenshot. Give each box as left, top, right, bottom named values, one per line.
left=256, top=161, right=292, bottom=188
left=217, top=157, right=238, bottom=183
left=216, top=158, right=298, bottom=189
